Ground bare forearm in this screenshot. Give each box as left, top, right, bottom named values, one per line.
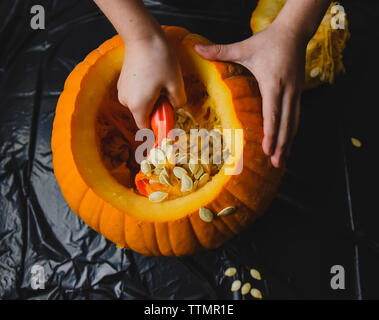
left=273, top=0, right=331, bottom=44
left=93, top=0, right=163, bottom=43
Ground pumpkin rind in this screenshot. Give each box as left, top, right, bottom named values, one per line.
left=51, top=27, right=285, bottom=256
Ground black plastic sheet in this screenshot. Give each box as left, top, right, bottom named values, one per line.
left=0, top=0, right=378, bottom=300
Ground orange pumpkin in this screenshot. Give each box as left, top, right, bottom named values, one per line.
left=51, top=26, right=284, bottom=256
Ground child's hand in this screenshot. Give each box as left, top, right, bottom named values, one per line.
left=194, top=0, right=331, bottom=168
left=118, top=35, right=186, bottom=128
left=195, top=24, right=306, bottom=168
left=93, top=0, right=186, bottom=129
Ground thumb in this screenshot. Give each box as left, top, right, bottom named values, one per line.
left=194, top=43, right=240, bottom=62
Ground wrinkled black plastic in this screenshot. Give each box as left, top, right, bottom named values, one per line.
left=0, top=0, right=378, bottom=300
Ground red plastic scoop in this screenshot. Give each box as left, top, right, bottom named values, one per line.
left=135, top=97, right=174, bottom=196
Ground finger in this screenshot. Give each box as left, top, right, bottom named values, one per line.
left=260, top=84, right=283, bottom=157
left=127, top=90, right=161, bottom=129
left=270, top=87, right=296, bottom=168
left=132, top=109, right=151, bottom=129
left=167, top=81, right=187, bottom=108
left=194, top=43, right=241, bottom=62
left=286, top=94, right=301, bottom=157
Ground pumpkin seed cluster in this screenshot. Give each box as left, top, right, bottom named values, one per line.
left=143, top=107, right=229, bottom=202
left=145, top=137, right=212, bottom=203
left=224, top=267, right=263, bottom=299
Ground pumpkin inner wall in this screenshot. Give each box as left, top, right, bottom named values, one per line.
left=71, top=44, right=244, bottom=222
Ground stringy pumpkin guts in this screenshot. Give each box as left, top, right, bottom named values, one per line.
left=96, top=100, right=140, bottom=188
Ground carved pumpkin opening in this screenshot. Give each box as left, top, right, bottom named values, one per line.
left=94, top=71, right=227, bottom=201
left=69, top=37, right=242, bottom=222
left=136, top=74, right=233, bottom=201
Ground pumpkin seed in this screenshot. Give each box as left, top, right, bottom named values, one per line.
left=199, top=206, right=213, bottom=222
left=198, top=173, right=210, bottom=188
left=217, top=206, right=237, bottom=217
left=149, top=191, right=168, bottom=203
left=159, top=173, right=172, bottom=186
left=231, top=280, right=242, bottom=292
left=189, top=163, right=200, bottom=175
left=351, top=137, right=362, bottom=148
left=140, top=160, right=151, bottom=174
left=250, top=268, right=262, bottom=280
left=181, top=174, right=193, bottom=192
left=194, top=166, right=204, bottom=180
left=165, top=144, right=176, bottom=164
left=250, top=288, right=263, bottom=299
left=224, top=267, right=237, bottom=277
left=193, top=180, right=199, bottom=190
left=149, top=179, right=159, bottom=184
left=173, top=166, right=188, bottom=179
left=310, top=67, right=321, bottom=78
left=154, top=167, right=163, bottom=175
left=161, top=138, right=173, bottom=150
left=241, top=282, right=251, bottom=295
left=149, top=148, right=166, bottom=166
left=161, top=167, right=169, bottom=177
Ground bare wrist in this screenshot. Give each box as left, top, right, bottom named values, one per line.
left=121, top=18, right=165, bottom=45
left=270, top=0, right=331, bottom=46
left=270, top=15, right=311, bottom=47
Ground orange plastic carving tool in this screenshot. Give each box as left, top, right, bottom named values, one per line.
left=135, top=97, right=174, bottom=196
